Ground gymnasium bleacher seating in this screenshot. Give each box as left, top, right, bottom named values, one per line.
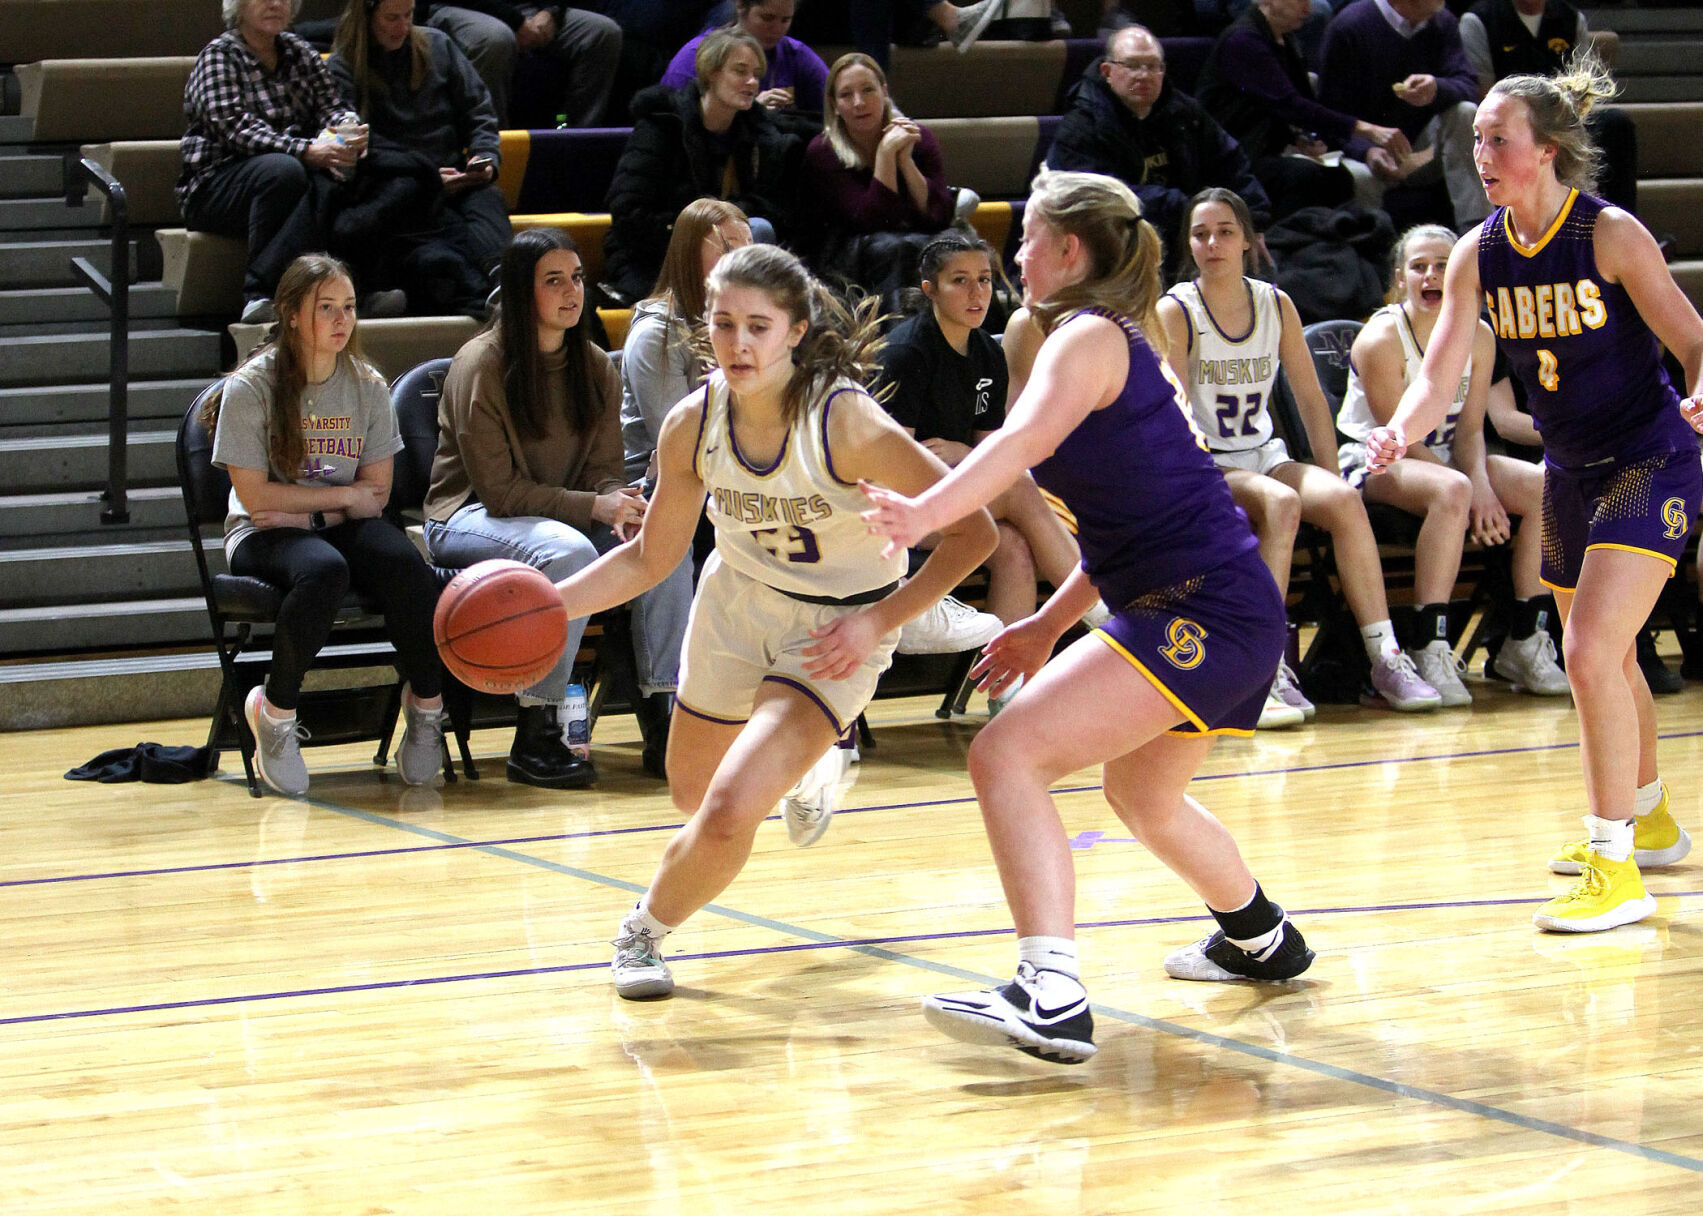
left=3, top=0, right=1702, bottom=732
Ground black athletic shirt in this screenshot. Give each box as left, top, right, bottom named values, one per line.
left=874, top=310, right=1008, bottom=445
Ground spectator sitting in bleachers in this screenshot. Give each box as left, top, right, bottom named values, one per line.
left=1457, top=0, right=1637, bottom=216
left=329, top=0, right=510, bottom=314
left=1196, top=0, right=1414, bottom=219
left=1046, top=24, right=1271, bottom=268
left=1318, top=0, right=1490, bottom=232
left=1158, top=188, right=1445, bottom=721
left=617, top=199, right=753, bottom=771
left=602, top=30, right=805, bottom=303
left=662, top=1, right=829, bottom=123
left=1335, top=222, right=1501, bottom=707
left=805, top=52, right=958, bottom=310
left=873, top=232, right=1088, bottom=680
left=424, top=228, right=692, bottom=788
left=179, top=0, right=370, bottom=324
left=415, top=2, right=622, bottom=127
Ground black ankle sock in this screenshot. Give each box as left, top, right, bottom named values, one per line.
left=1510, top=596, right=1551, bottom=641
left=1208, top=884, right=1283, bottom=942
left=1414, top=603, right=1449, bottom=648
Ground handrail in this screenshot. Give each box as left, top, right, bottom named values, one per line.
left=63, top=154, right=130, bottom=525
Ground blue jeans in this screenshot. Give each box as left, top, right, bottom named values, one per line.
left=425, top=503, right=692, bottom=702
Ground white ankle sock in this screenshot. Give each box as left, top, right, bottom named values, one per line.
left=1585, top=815, right=1635, bottom=863
left=630, top=900, right=675, bottom=939
left=1227, top=921, right=1284, bottom=956
left=1634, top=779, right=1664, bottom=818
left=1361, top=620, right=1400, bottom=663
left=1018, top=935, right=1080, bottom=980
left=260, top=697, right=294, bottom=724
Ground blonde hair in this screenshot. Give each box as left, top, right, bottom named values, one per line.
left=1025, top=169, right=1167, bottom=353
left=331, top=0, right=431, bottom=117
left=821, top=53, right=897, bottom=171
left=706, top=244, right=885, bottom=428
left=695, top=28, right=767, bottom=93
left=1487, top=48, right=1617, bottom=194
left=1385, top=223, right=1456, bottom=304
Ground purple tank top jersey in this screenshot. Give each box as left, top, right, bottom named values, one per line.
left=1030, top=309, right=1259, bottom=607
left=1476, top=190, right=1688, bottom=473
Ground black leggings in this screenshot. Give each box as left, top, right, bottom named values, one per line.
left=230, top=518, right=443, bottom=710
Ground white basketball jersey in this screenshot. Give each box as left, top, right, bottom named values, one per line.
left=1167, top=278, right=1283, bottom=453
left=1338, top=303, right=1470, bottom=459
left=695, top=372, right=907, bottom=599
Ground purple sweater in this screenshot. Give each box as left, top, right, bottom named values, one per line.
left=661, top=34, right=829, bottom=114
left=1319, top=0, right=1478, bottom=142
left=804, top=125, right=954, bottom=235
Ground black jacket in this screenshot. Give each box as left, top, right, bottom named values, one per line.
left=603, top=82, right=804, bottom=301
left=1047, top=67, right=1271, bottom=242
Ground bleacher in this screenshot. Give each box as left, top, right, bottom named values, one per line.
left=2, top=0, right=1701, bottom=730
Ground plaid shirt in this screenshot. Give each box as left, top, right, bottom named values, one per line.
left=177, top=30, right=358, bottom=209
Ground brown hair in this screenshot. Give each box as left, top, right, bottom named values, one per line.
left=205, top=254, right=367, bottom=479
left=494, top=227, right=595, bottom=441
left=1177, top=187, right=1260, bottom=279
left=647, top=198, right=752, bottom=327
left=331, top=0, right=430, bottom=117
left=706, top=244, right=885, bottom=428
left=1487, top=48, right=1617, bottom=194
left=695, top=28, right=767, bottom=93
left=1025, top=169, right=1167, bottom=354
left=821, top=52, right=896, bottom=170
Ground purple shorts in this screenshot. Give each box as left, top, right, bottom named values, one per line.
left=1094, top=547, right=1286, bottom=737
left=1540, top=449, right=1702, bottom=592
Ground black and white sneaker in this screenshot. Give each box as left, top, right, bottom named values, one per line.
left=1163, top=921, right=1314, bottom=983
left=921, top=963, right=1096, bottom=1063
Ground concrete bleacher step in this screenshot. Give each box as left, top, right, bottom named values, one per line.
left=0, top=153, right=64, bottom=197
left=0, top=235, right=143, bottom=288
left=1638, top=180, right=1703, bottom=258
left=1620, top=78, right=1703, bottom=104
left=0, top=282, right=177, bottom=326
left=0, top=375, right=212, bottom=426
left=1624, top=103, right=1703, bottom=178
left=0, top=597, right=212, bottom=655
left=0, top=484, right=183, bottom=540
left=0, top=116, right=34, bottom=142
left=15, top=58, right=195, bottom=143
left=0, top=426, right=177, bottom=492
left=1616, top=40, right=1703, bottom=77
left=1672, top=260, right=1703, bottom=316
left=0, top=0, right=224, bottom=64
left=0, top=536, right=203, bottom=607
left=0, top=326, right=220, bottom=387
left=0, top=649, right=226, bottom=732
left=0, top=195, right=104, bottom=230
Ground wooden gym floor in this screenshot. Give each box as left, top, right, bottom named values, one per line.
left=3, top=671, right=1702, bottom=1214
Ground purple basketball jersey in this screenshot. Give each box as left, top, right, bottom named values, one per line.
left=1030, top=309, right=1260, bottom=608
left=1476, top=190, right=1689, bottom=473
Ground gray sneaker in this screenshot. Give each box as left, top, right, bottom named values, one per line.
left=1494, top=631, right=1570, bottom=696
left=612, top=912, right=674, bottom=1000
left=1366, top=650, right=1442, bottom=712
left=1415, top=641, right=1472, bottom=707
left=244, top=685, right=310, bottom=796
left=396, top=689, right=445, bottom=786
left=784, top=744, right=852, bottom=847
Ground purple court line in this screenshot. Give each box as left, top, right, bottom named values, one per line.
left=4, top=891, right=1699, bottom=1028
left=18, top=727, right=1703, bottom=893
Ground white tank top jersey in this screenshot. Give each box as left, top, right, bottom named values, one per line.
left=1338, top=303, right=1471, bottom=458
left=1167, top=277, right=1284, bottom=453
left=694, top=372, right=908, bottom=599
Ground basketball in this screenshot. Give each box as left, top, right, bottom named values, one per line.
left=433, top=559, right=569, bottom=694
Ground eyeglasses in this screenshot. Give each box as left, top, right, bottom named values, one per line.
left=1110, top=58, right=1165, bottom=75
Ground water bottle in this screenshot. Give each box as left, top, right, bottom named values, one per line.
left=562, top=683, right=591, bottom=759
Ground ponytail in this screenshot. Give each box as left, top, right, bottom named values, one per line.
left=1488, top=46, right=1617, bottom=194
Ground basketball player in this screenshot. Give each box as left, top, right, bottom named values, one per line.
left=551, top=243, right=996, bottom=999
left=863, top=170, right=1315, bottom=1065
left=1366, top=53, right=1703, bottom=932
left=1160, top=187, right=1444, bottom=724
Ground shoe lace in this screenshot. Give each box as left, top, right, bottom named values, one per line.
left=1383, top=651, right=1422, bottom=682
left=613, top=927, right=661, bottom=966
left=1562, top=860, right=1610, bottom=902
left=261, top=719, right=309, bottom=757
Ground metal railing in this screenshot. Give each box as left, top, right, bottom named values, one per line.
left=63, top=154, right=130, bottom=524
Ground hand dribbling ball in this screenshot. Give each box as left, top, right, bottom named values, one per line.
left=434, top=559, right=569, bottom=694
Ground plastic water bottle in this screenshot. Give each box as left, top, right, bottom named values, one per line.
left=562, top=683, right=591, bottom=759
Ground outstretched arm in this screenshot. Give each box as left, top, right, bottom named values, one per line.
left=554, top=394, right=706, bottom=619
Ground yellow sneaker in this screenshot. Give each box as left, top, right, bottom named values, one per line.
left=1548, top=788, right=1692, bottom=874
left=1533, top=852, right=1657, bottom=933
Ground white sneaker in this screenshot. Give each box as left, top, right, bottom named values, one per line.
left=1415, top=641, right=1472, bottom=707
left=988, top=673, right=1024, bottom=718
left=922, top=961, right=1097, bottom=1063
left=611, top=912, right=674, bottom=1000
left=1080, top=598, right=1111, bottom=630
left=1493, top=631, right=1570, bottom=696
left=1272, top=660, right=1315, bottom=720
left=897, top=594, right=1002, bottom=654
left=1257, top=684, right=1305, bottom=730
left=783, top=744, right=853, bottom=847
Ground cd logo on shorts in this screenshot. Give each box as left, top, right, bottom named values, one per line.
left=1662, top=496, right=1689, bottom=540
left=1160, top=617, right=1207, bottom=670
